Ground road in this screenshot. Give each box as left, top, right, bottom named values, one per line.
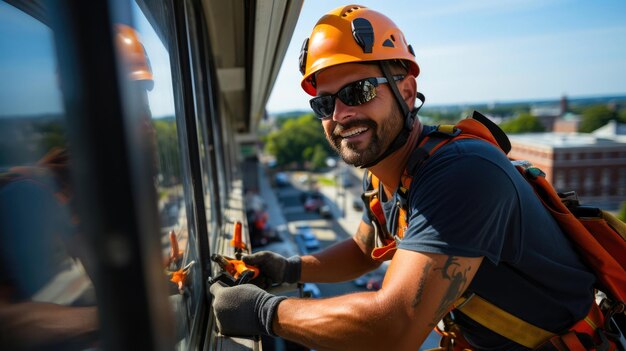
left=260, top=166, right=439, bottom=349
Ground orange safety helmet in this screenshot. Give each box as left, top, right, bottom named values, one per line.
left=115, top=24, right=154, bottom=91
left=300, top=5, right=419, bottom=96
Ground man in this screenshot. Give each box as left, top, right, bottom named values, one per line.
left=210, top=5, right=596, bottom=350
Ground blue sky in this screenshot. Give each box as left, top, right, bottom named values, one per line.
left=2, top=1, right=625, bottom=118
left=266, top=0, right=626, bottom=113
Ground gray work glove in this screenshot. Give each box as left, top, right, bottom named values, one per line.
left=242, top=251, right=301, bottom=288
left=209, top=281, right=287, bottom=336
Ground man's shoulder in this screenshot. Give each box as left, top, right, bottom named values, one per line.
left=0, top=172, right=60, bottom=207
left=412, top=136, right=511, bottom=179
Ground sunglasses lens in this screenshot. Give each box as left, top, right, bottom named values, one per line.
left=310, top=95, right=335, bottom=118
left=338, top=79, right=377, bottom=106
left=309, top=78, right=378, bottom=119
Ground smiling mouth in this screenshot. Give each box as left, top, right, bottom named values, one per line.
left=339, top=127, right=369, bottom=139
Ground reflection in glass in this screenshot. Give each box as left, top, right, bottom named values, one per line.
left=0, top=3, right=98, bottom=349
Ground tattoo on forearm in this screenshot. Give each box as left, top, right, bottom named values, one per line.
left=355, top=228, right=375, bottom=253
left=412, top=261, right=432, bottom=307
left=431, top=256, right=472, bottom=326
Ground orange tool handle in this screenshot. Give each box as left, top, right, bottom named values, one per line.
left=230, top=259, right=260, bottom=280
left=230, top=221, right=247, bottom=250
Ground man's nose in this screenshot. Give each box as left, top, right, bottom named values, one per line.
left=331, top=97, right=355, bottom=123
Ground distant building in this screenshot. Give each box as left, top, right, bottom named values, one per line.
left=552, top=112, right=581, bottom=133
left=529, top=95, right=570, bottom=132
left=592, top=120, right=626, bottom=140
left=508, top=131, right=626, bottom=209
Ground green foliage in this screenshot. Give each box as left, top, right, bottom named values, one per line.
left=499, top=113, right=545, bottom=134
left=37, top=120, right=67, bottom=152
left=264, top=114, right=331, bottom=170
left=310, top=144, right=328, bottom=169
left=618, top=109, right=626, bottom=123
left=485, top=105, right=530, bottom=117
left=579, top=105, right=618, bottom=133
left=618, top=201, right=626, bottom=222
left=421, top=110, right=460, bottom=124
left=316, top=176, right=335, bottom=186
left=153, top=118, right=182, bottom=186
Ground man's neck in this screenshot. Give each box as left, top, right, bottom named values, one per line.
left=367, top=120, right=423, bottom=197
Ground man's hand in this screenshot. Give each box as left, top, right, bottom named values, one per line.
left=242, top=251, right=301, bottom=288
left=209, top=282, right=286, bottom=336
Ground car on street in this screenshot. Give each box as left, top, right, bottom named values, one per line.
left=274, top=172, right=289, bottom=187
left=296, top=224, right=320, bottom=250
left=353, top=264, right=388, bottom=290
left=366, top=276, right=384, bottom=290
left=340, top=174, right=354, bottom=188
left=319, top=204, right=332, bottom=219
left=302, top=283, right=322, bottom=298
left=352, top=199, right=364, bottom=211
left=303, top=197, right=324, bottom=212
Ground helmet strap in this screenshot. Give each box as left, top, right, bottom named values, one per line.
left=356, top=62, right=425, bottom=169
left=379, top=60, right=411, bottom=127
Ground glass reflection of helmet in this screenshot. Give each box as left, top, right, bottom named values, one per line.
left=115, top=24, right=154, bottom=91
left=300, top=4, right=419, bottom=96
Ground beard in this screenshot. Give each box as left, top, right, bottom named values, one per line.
left=326, top=106, right=404, bottom=166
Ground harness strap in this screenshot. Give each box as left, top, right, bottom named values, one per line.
left=454, top=294, right=556, bottom=349
left=454, top=294, right=611, bottom=350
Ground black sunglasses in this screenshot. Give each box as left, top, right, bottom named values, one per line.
left=309, top=75, right=405, bottom=119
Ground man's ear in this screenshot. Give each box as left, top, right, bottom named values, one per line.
left=399, top=76, right=417, bottom=109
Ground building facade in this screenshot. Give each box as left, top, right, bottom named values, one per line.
left=508, top=133, right=626, bottom=209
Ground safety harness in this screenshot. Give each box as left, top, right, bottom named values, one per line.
left=362, top=111, right=625, bottom=350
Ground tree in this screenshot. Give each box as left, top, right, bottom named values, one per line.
left=579, top=105, right=617, bottom=133
left=153, top=118, right=181, bottom=186
left=265, top=114, right=331, bottom=170
left=499, top=113, right=545, bottom=134
left=618, top=109, right=626, bottom=124
left=310, top=144, right=329, bottom=170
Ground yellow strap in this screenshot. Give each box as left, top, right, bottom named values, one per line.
left=438, top=125, right=456, bottom=134
left=455, top=294, right=556, bottom=349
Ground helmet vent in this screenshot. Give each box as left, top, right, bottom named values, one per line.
left=408, top=44, right=416, bottom=57
left=390, top=35, right=396, bottom=42
left=351, top=18, right=374, bottom=53
left=341, top=6, right=363, bottom=17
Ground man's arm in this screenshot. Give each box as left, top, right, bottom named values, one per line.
left=0, top=301, right=98, bottom=349
left=274, top=249, right=483, bottom=350
left=300, top=220, right=381, bottom=283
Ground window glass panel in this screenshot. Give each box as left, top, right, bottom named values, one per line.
left=0, top=3, right=99, bottom=349
left=183, top=1, right=217, bottom=243
left=131, top=3, right=202, bottom=348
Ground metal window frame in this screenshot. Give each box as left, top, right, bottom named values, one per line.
left=47, top=1, right=174, bottom=349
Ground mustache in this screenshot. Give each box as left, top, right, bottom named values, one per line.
left=332, top=119, right=377, bottom=137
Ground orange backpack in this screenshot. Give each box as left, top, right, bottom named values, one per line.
left=362, top=111, right=626, bottom=350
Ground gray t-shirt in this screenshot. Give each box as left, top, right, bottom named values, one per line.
left=362, top=128, right=595, bottom=350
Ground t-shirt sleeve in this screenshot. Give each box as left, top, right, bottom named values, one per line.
left=398, top=142, right=521, bottom=264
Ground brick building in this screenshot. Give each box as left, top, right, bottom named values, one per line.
left=508, top=132, right=626, bottom=209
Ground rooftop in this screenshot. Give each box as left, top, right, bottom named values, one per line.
left=509, top=132, right=626, bottom=149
